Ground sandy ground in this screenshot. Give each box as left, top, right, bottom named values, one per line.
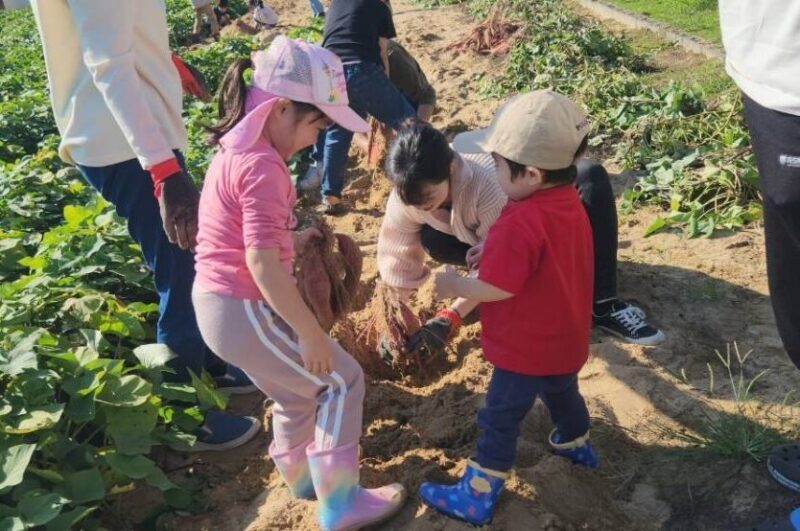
left=118, top=1, right=800, bottom=529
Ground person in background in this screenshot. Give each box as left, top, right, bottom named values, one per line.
left=296, top=0, right=416, bottom=215
left=191, top=0, right=220, bottom=42
left=214, top=0, right=232, bottom=27
left=350, top=39, right=437, bottom=154
left=719, top=2, right=800, bottom=529
left=385, top=39, right=436, bottom=122
left=13, top=0, right=260, bottom=451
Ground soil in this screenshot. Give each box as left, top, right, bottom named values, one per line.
left=125, top=1, right=800, bottom=529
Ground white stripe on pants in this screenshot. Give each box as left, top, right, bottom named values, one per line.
left=192, top=286, right=365, bottom=451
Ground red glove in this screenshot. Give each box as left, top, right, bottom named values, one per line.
left=171, top=53, right=212, bottom=102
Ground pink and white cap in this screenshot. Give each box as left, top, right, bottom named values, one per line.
left=220, top=36, right=369, bottom=152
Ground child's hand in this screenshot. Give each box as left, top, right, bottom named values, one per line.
left=433, top=265, right=462, bottom=300
left=293, top=227, right=322, bottom=252
left=466, top=241, right=484, bottom=270
left=298, top=331, right=334, bottom=375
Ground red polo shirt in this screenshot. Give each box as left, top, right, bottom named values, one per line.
left=478, top=185, right=593, bottom=376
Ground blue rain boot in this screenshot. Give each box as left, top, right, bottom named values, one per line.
left=549, top=429, right=599, bottom=469
left=419, top=459, right=508, bottom=526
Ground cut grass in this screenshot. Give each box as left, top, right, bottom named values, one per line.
left=602, top=0, right=721, bottom=43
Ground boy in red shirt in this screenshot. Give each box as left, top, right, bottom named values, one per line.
left=419, top=91, right=599, bottom=526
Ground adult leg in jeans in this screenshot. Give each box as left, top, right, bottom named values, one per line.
left=420, top=225, right=470, bottom=266
left=77, top=155, right=258, bottom=449
left=321, top=63, right=416, bottom=201
left=576, top=160, right=665, bottom=345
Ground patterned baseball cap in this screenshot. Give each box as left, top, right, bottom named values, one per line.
left=221, top=36, right=368, bottom=152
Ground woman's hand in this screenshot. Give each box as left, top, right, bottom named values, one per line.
left=465, top=241, right=484, bottom=270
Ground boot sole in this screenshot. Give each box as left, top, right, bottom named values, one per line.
left=419, top=495, right=492, bottom=527
left=338, top=485, right=408, bottom=531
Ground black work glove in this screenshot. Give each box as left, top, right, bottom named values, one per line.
left=378, top=335, right=400, bottom=366
left=404, top=315, right=453, bottom=358
left=159, top=171, right=200, bottom=252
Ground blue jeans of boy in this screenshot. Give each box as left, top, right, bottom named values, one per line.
left=308, top=0, right=324, bottom=16
left=476, top=367, right=590, bottom=471
left=76, top=153, right=213, bottom=380
left=313, top=61, right=416, bottom=198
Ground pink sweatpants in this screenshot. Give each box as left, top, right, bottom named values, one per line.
left=192, top=286, right=365, bottom=451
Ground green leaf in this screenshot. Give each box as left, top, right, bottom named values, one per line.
left=78, top=330, right=110, bottom=356
left=145, top=467, right=176, bottom=491
left=62, top=295, right=104, bottom=325
left=0, top=330, right=43, bottom=376
left=18, top=490, right=65, bottom=526
left=164, top=487, right=192, bottom=509
left=65, top=394, right=96, bottom=423
left=133, top=344, right=176, bottom=369
left=3, top=404, right=65, bottom=434
left=0, top=444, right=36, bottom=489
left=188, top=369, right=227, bottom=411
left=0, top=517, right=25, bottom=531
left=172, top=406, right=203, bottom=432
left=100, top=311, right=145, bottom=340
left=45, top=506, right=95, bottom=531
left=73, top=347, right=99, bottom=368
left=104, top=453, right=155, bottom=480
left=26, top=467, right=64, bottom=485
left=155, top=428, right=197, bottom=452
left=96, top=375, right=152, bottom=407
left=57, top=468, right=105, bottom=504
left=18, top=255, right=46, bottom=270
left=104, top=402, right=158, bottom=455
left=158, top=383, right=196, bottom=403
left=643, top=217, right=668, bottom=237
left=62, top=372, right=100, bottom=397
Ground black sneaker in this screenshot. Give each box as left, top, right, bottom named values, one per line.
left=593, top=301, right=665, bottom=346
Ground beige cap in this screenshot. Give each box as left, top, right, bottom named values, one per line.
left=452, top=90, right=590, bottom=170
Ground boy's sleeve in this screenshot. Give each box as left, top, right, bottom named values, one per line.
left=239, top=159, right=293, bottom=250
left=376, top=0, right=397, bottom=39
left=478, top=215, right=541, bottom=295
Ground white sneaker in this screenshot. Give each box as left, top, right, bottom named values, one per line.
left=297, top=164, right=322, bottom=192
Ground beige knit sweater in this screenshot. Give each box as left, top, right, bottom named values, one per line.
left=377, top=152, right=507, bottom=289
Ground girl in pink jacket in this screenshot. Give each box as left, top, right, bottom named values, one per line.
left=192, top=37, right=406, bottom=531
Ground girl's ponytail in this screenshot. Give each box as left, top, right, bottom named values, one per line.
left=206, top=57, right=254, bottom=145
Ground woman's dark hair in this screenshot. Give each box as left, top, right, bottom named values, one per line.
left=506, top=134, right=590, bottom=185
left=207, top=58, right=323, bottom=146
left=385, top=120, right=454, bottom=206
